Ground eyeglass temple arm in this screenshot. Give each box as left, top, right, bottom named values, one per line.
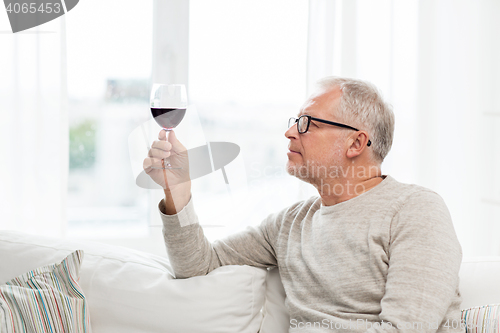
left=309, top=117, right=372, bottom=147
left=309, top=117, right=357, bottom=131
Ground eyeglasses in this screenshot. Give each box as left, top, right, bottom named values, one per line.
left=288, top=115, right=372, bottom=147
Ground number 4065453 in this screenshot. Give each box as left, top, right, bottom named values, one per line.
left=5, top=2, right=61, bottom=14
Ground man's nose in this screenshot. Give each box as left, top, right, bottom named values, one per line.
left=285, top=123, right=298, bottom=139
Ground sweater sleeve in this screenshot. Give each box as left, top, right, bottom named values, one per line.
left=366, top=190, right=462, bottom=333
left=160, top=197, right=286, bottom=279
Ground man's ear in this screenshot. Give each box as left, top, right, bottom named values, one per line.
left=346, top=131, right=370, bottom=159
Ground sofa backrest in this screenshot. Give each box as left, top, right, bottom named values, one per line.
left=459, top=256, right=500, bottom=309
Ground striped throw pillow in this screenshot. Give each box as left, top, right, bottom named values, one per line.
left=461, top=304, right=500, bottom=332
left=0, top=250, right=91, bottom=333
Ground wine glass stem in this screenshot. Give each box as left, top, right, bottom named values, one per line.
left=163, top=128, right=172, bottom=168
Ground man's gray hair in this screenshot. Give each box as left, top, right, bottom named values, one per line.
left=316, top=76, right=395, bottom=163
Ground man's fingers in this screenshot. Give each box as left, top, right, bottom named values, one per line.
left=154, top=131, right=187, bottom=155
left=151, top=140, right=172, bottom=151
left=143, top=157, right=166, bottom=171
left=147, top=150, right=171, bottom=159
left=167, top=131, right=187, bottom=153
left=158, top=129, right=167, bottom=141
left=148, top=147, right=171, bottom=159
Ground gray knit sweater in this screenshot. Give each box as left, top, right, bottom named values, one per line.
left=160, top=175, right=463, bottom=332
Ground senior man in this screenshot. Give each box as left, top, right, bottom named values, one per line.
left=144, top=77, right=462, bottom=332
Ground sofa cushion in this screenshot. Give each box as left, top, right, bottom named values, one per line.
left=0, top=250, right=91, bottom=333
left=0, top=231, right=267, bottom=333
left=259, top=267, right=289, bottom=333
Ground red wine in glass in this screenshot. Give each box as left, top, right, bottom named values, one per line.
left=151, top=108, right=186, bottom=129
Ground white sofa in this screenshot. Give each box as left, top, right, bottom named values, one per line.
left=1, top=231, right=499, bottom=333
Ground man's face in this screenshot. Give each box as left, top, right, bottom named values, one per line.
left=285, top=87, right=349, bottom=183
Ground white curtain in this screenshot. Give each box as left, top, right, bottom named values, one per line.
left=307, top=0, right=500, bottom=256
left=0, top=19, right=68, bottom=236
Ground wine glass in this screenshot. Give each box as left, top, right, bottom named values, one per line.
left=150, top=84, right=187, bottom=169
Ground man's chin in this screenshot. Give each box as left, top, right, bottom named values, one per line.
left=286, top=162, right=307, bottom=180
left=286, top=161, right=297, bottom=176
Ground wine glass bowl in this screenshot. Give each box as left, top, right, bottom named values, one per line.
left=150, top=84, right=187, bottom=169
left=150, top=107, right=186, bottom=129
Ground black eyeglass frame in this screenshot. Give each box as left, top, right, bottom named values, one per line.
left=289, top=115, right=372, bottom=147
